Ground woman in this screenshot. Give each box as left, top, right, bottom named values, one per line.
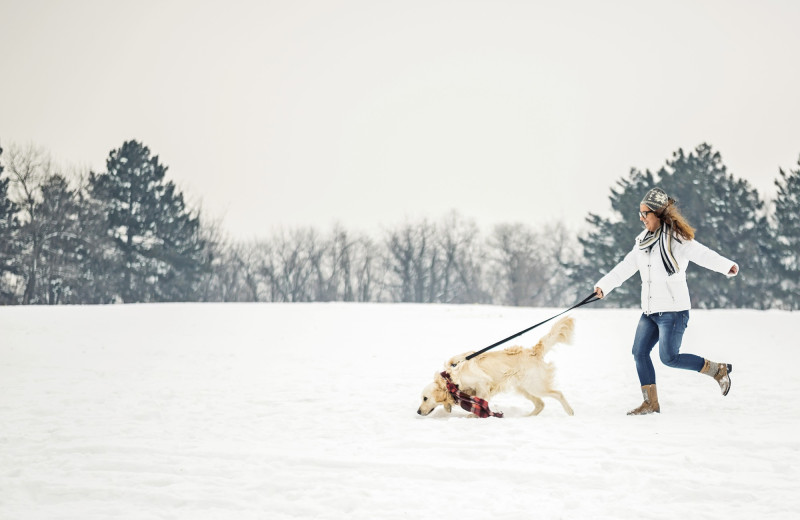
left=593, top=187, right=739, bottom=415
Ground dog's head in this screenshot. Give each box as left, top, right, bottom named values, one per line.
left=417, top=373, right=454, bottom=416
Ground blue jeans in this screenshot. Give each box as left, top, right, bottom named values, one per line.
left=631, top=311, right=704, bottom=386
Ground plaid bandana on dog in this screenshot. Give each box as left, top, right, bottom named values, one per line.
left=440, top=371, right=504, bottom=418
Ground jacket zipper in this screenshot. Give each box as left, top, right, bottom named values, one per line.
left=646, top=249, right=651, bottom=315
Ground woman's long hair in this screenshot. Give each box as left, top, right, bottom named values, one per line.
left=658, top=199, right=695, bottom=241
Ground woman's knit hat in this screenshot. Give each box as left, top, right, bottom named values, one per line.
left=641, top=187, right=670, bottom=212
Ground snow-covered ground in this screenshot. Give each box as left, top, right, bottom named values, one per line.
left=1, top=303, right=798, bottom=519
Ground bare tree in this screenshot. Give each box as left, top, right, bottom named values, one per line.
left=310, top=225, right=349, bottom=302
left=541, top=221, right=580, bottom=306
left=194, top=217, right=262, bottom=302
left=222, top=240, right=272, bottom=302
left=384, top=219, right=440, bottom=303
left=235, top=241, right=267, bottom=302
left=487, top=221, right=577, bottom=307
left=435, top=211, right=490, bottom=304
left=259, top=228, right=321, bottom=302
left=488, top=223, right=535, bottom=306
left=5, top=143, right=56, bottom=303
left=352, top=234, right=385, bottom=302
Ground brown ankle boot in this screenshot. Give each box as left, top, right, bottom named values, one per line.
left=627, top=384, right=660, bottom=415
left=701, top=359, right=732, bottom=396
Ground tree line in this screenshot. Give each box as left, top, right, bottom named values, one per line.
left=0, top=140, right=798, bottom=308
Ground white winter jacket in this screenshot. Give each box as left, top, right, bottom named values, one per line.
left=595, top=230, right=738, bottom=314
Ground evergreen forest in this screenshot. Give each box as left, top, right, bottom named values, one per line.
left=1, top=140, right=798, bottom=309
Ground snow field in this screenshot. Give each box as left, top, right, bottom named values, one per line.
left=1, top=303, right=798, bottom=519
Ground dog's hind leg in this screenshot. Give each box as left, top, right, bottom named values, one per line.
left=544, top=390, right=574, bottom=416
left=521, top=392, right=545, bottom=416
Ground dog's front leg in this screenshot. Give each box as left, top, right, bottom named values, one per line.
left=473, top=383, right=492, bottom=401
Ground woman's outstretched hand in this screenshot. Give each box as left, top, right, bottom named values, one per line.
left=728, top=264, right=738, bottom=275
left=594, top=287, right=604, bottom=299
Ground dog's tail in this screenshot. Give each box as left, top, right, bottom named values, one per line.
left=532, top=316, right=574, bottom=357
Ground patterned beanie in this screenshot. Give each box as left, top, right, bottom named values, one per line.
left=641, top=187, right=670, bottom=213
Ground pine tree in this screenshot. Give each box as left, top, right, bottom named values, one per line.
left=0, top=146, right=21, bottom=303
left=773, top=158, right=800, bottom=309
left=33, top=174, right=84, bottom=304
left=71, top=189, right=119, bottom=304
left=88, top=140, right=208, bottom=303
left=570, top=144, right=773, bottom=309
left=656, top=144, right=774, bottom=309
left=568, top=168, right=657, bottom=307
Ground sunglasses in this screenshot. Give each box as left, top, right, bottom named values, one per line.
left=639, top=210, right=656, bottom=219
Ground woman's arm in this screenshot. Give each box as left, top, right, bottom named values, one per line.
left=594, top=246, right=639, bottom=298
left=682, top=239, right=739, bottom=277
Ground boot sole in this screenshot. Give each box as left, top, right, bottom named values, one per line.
left=626, top=408, right=660, bottom=415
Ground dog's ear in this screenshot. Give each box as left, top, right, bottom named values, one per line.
left=433, top=377, right=455, bottom=408
left=446, top=352, right=473, bottom=369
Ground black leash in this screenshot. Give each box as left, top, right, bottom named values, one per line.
left=464, top=293, right=601, bottom=361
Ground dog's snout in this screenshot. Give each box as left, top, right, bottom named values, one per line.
left=417, top=408, right=422, bottom=415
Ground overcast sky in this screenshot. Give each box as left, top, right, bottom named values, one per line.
left=1, top=0, right=799, bottom=239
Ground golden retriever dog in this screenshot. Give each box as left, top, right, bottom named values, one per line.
left=417, top=316, right=575, bottom=417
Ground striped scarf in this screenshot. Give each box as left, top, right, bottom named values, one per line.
left=639, top=223, right=680, bottom=276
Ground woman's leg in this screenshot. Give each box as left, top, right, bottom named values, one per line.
left=632, top=313, right=659, bottom=385
left=628, top=314, right=661, bottom=415
left=654, top=311, right=704, bottom=372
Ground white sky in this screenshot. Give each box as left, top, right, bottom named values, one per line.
left=1, top=0, right=799, bottom=239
